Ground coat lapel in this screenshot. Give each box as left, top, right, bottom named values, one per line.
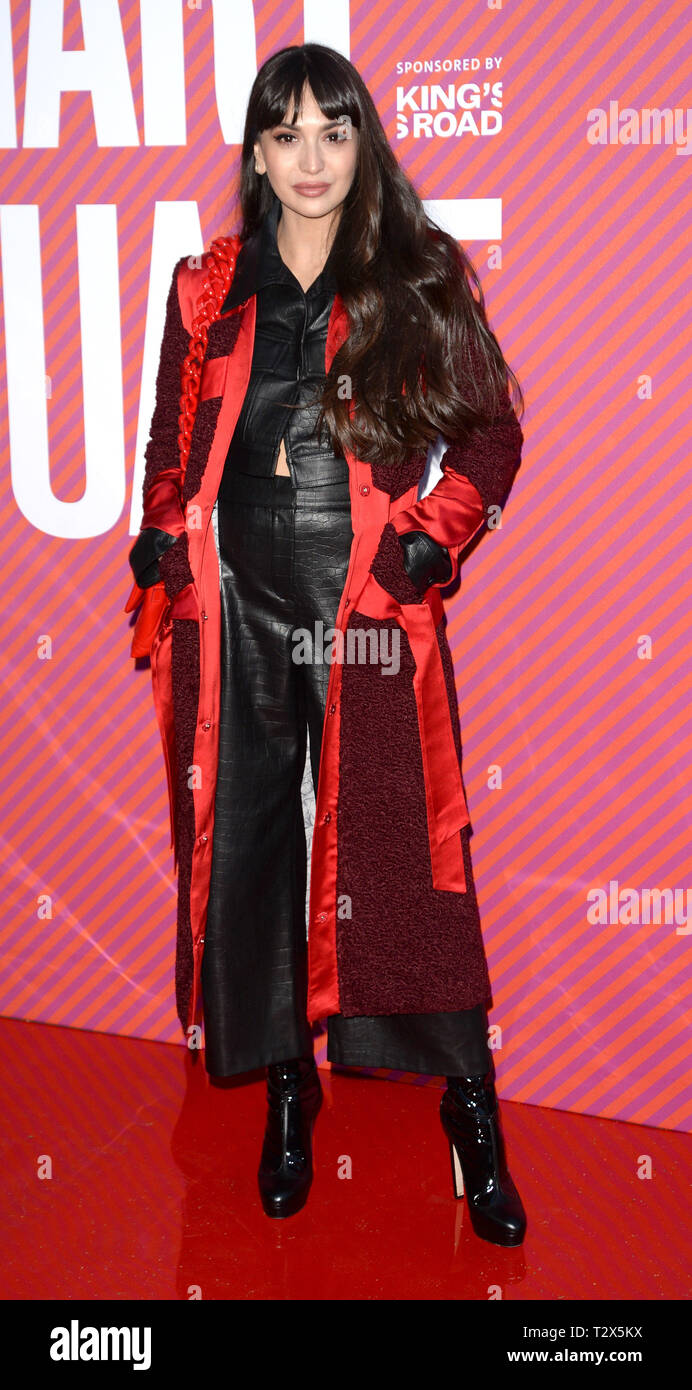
left=219, top=228, right=261, bottom=313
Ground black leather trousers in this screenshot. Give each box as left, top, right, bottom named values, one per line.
left=201, top=468, right=492, bottom=1079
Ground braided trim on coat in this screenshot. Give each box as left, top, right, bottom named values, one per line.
left=177, top=236, right=242, bottom=493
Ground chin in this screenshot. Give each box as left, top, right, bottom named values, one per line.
left=286, top=192, right=348, bottom=218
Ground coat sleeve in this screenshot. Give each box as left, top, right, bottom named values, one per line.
left=388, top=402, right=524, bottom=588
left=131, top=255, right=195, bottom=601
left=371, top=307, right=524, bottom=597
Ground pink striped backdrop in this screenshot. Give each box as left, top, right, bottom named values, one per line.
left=1, top=0, right=690, bottom=1131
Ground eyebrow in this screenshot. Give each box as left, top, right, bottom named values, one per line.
left=273, top=119, right=348, bottom=131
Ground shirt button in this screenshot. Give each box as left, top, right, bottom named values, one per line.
left=359, top=484, right=370, bottom=496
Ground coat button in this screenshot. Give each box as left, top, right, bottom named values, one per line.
left=199, top=833, right=208, bottom=843
left=202, top=720, right=211, bottom=730
left=316, top=912, right=327, bottom=923
left=329, top=704, right=336, bottom=715
left=323, top=812, right=332, bottom=824
left=359, top=484, right=370, bottom=496
left=201, top=611, right=208, bottom=621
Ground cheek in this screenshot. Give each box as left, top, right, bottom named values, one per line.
left=263, top=145, right=295, bottom=180
left=332, top=140, right=358, bottom=177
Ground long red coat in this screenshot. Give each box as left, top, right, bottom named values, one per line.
left=127, top=239, right=524, bottom=1037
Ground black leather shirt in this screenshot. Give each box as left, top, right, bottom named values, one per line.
left=218, top=196, right=348, bottom=495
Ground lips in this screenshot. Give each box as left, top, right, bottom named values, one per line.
left=293, top=183, right=330, bottom=194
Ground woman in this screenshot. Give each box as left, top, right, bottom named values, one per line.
left=126, top=43, right=527, bottom=1245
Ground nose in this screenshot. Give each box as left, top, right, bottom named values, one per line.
left=298, top=138, right=325, bottom=175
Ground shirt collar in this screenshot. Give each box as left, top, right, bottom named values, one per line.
left=220, top=195, right=337, bottom=312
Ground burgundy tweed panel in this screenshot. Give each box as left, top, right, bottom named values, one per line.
left=368, top=410, right=524, bottom=519
left=370, top=449, right=427, bottom=501
left=442, top=407, right=523, bottom=515
left=158, top=533, right=193, bottom=599
left=181, top=396, right=224, bottom=507
left=170, top=617, right=201, bottom=1031
left=335, top=610, right=492, bottom=1015
left=141, top=256, right=190, bottom=500
left=370, top=521, right=424, bottom=605
left=205, top=309, right=244, bottom=360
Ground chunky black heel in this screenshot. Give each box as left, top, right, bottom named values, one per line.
left=258, top=1056, right=322, bottom=1219
left=440, top=1067, right=527, bottom=1247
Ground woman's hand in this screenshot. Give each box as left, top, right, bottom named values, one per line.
left=128, top=526, right=180, bottom=589
left=124, top=579, right=170, bottom=657
left=398, top=529, right=453, bottom=592
left=370, top=521, right=452, bottom=604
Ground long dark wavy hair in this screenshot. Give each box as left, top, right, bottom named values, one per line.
left=230, top=43, right=524, bottom=470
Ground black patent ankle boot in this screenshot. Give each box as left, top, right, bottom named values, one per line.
left=440, top=1065, right=527, bottom=1246
left=257, top=1056, right=322, bottom=1219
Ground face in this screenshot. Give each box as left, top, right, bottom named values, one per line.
left=253, top=83, right=359, bottom=221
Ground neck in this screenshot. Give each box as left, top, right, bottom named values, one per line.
left=275, top=202, right=341, bottom=272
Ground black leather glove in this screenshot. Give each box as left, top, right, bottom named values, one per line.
left=397, top=530, right=453, bottom=593
left=128, top=527, right=179, bottom=589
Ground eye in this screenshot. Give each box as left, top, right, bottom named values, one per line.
left=273, top=132, right=296, bottom=143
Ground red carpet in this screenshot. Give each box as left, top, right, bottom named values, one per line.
left=2, top=1017, right=689, bottom=1301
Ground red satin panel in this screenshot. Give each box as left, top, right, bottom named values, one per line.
left=183, top=296, right=258, bottom=1036
left=149, top=612, right=177, bottom=868
left=125, top=582, right=169, bottom=658
left=199, top=355, right=230, bottom=401
left=390, top=469, right=487, bottom=583
left=139, top=468, right=187, bottom=535
left=305, top=655, right=345, bottom=1023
